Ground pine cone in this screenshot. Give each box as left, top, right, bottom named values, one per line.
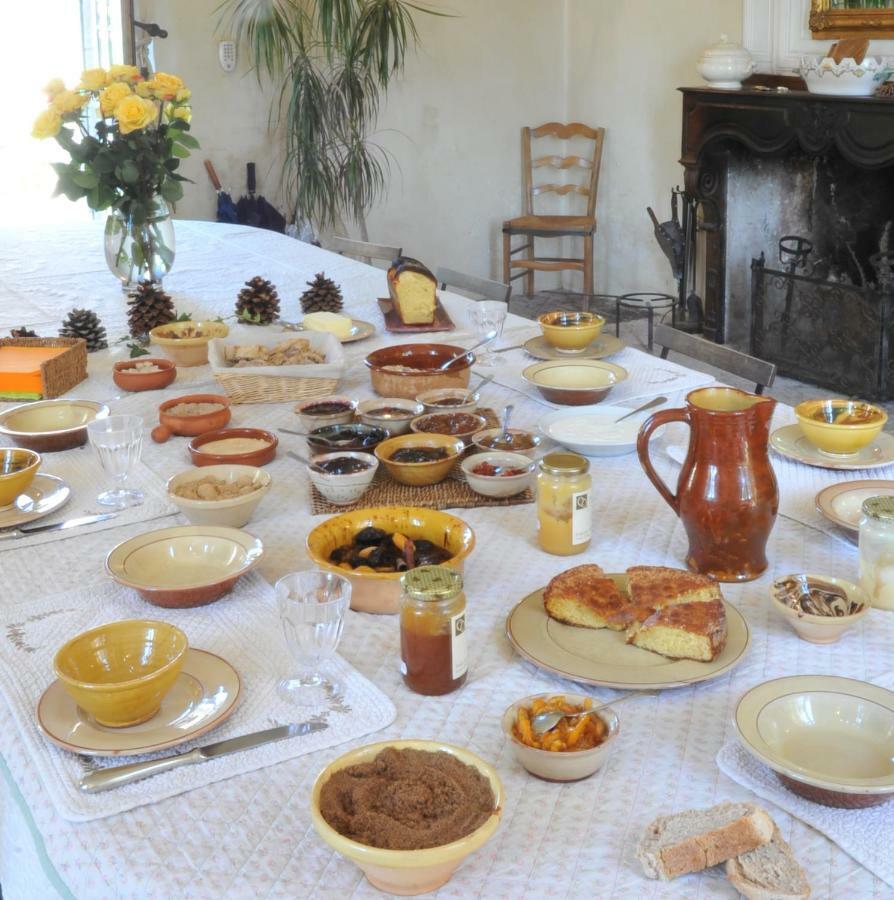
left=127, top=281, right=176, bottom=340
left=10, top=327, right=38, bottom=338
left=300, top=272, right=343, bottom=314
left=59, top=308, right=108, bottom=352
left=235, top=276, right=280, bottom=325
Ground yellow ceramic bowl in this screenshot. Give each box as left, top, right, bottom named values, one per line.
left=149, top=320, right=230, bottom=367
left=306, top=506, right=475, bottom=614
left=0, top=448, right=40, bottom=507
left=538, top=310, right=606, bottom=352
left=53, top=620, right=188, bottom=728
left=795, top=399, right=887, bottom=455
left=310, top=739, right=504, bottom=896
left=374, top=433, right=465, bottom=486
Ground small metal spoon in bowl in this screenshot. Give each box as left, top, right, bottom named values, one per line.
left=500, top=403, right=514, bottom=444
left=286, top=449, right=326, bottom=474
left=530, top=690, right=654, bottom=736
left=437, top=330, right=498, bottom=370
left=613, top=396, right=667, bottom=424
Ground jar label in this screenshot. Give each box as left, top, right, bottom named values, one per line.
left=571, top=488, right=591, bottom=545
left=450, top=610, right=468, bottom=680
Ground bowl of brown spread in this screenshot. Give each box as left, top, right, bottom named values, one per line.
left=311, top=740, right=504, bottom=895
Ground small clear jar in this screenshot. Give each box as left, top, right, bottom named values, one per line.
left=858, top=495, right=894, bottom=611
left=537, top=451, right=592, bottom=555
left=399, top=566, right=467, bottom=695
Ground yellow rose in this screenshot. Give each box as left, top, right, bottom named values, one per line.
left=32, top=107, right=62, bottom=140
left=44, top=78, right=65, bottom=98
left=149, top=72, right=184, bottom=100
left=175, top=88, right=191, bottom=102
left=135, top=81, right=153, bottom=98
left=79, top=68, right=108, bottom=92
left=115, top=95, right=158, bottom=134
left=52, top=90, right=90, bottom=114
left=108, top=64, right=141, bottom=83
left=171, top=105, right=192, bottom=123
left=99, top=82, right=132, bottom=116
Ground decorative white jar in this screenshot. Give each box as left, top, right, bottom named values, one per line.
left=697, top=34, right=755, bottom=90
left=859, top=495, right=894, bottom=611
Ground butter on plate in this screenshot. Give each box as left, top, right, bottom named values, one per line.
left=302, top=311, right=353, bottom=340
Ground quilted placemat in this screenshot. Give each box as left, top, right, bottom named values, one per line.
left=0, top=572, right=395, bottom=822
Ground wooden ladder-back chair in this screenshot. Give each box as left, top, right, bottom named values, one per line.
left=502, top=122, right=605, bottom=296
left=330, top=235, right=402, bottom=264
left=435, top=267, right=511, bottom=303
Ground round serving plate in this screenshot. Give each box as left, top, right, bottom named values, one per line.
left=816, top=480, right=894, bottom=533
left=37, top=648, right=241, bottom=756
left=771, top=424, right=894, bottom=470
left=0, top=475, right=71, bottom=528
left=505, top=575, right=750, bottom=690
left=523, top=333, right=624, bottom=361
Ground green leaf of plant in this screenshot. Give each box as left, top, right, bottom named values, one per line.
left=175, top=132, right=199, bottom=149
left=73, top=171, right=100, bottom=189
left=117, top=159, right=140, bottom=184
left=160, top=178, right=183, bottom=202
left=127, top=342, right=150, bottom=358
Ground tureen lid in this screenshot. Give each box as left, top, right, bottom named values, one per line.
left=701, top=33, right=752, bottom=63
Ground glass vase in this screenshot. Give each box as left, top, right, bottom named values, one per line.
left=104, top=196, right=175, bottom=289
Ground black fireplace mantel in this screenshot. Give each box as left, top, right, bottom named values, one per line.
left=679, top=85, right=894, bottom=341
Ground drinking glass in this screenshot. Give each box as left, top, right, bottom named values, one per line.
left=87, top=415, right=144, bottom=509
left=467, top=300, right=508, bottom=366
left=277, top=570, right=351, bottom=706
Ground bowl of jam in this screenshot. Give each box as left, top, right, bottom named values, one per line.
left=416, top=388, right=481, bottom=414
left=306, top=451, right=379, bottom=506
left=471, top=427, right=542, bottom=459
left=307, top=423, right=389, bottom=455
left=295, top=395, right=357, bottom=431
left=461, top=451, right=535, bottom=498
left=374, top=433, right=465, bottom=486
left=357, top=398, right=424, bottom=436
left=410, top=412, right=488, bottom=446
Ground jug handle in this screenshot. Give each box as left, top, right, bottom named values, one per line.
left=636, top=407, right=691, bottom=516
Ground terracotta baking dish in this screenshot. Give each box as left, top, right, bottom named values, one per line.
left=364, top=343, right=475, bottom=399
left=113, top=358, right=177, bottom=392
left=152, top=394, right=231, bottom=443
left=188, top=428, right=278, bottom=467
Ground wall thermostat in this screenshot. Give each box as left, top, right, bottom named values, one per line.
left=219, top=41, right=237, bottom=73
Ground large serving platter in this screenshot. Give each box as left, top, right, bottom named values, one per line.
left=505, top=574, right=750, bottom=690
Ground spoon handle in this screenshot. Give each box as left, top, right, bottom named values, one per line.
left=613, top=396, right=667, bottom=424
left=501, top=403, right=514, bottom=439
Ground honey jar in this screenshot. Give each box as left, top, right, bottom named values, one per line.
left=537, top=451, right=592, bottom=555
left=859, top=495, right=894, bottom=611
left=399, top=565, right=467, bottom=695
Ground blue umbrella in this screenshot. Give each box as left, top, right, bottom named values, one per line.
left=203, top=160, right=238, bottom=224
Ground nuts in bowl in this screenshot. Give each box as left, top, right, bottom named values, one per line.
left=166, top=464, right=272, bottom=528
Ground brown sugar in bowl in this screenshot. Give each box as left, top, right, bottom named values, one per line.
left=188, top=428, right=278, bottom=467
left=113, top=358, right=176, bottom=392
left=152, top=394, right=232, bottom=443
left=364, top=344, right=475, bottom=399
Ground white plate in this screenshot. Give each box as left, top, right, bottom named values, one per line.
left=771, top=424, right=894, bottom=470
left=0, top=474, right=71, bottom=528
left=37, top=648, right=241, bottom=756
left=539, top=404, right=659, bottom=457
left=815, top=480, right=894, bottom=532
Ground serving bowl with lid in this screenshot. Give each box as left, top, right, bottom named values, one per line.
left=365, top=343, right=475, bottom=399
left=0, top=398, right=109, bottom=452
left=522, top=360, right=628, bottom=406
left=375, top=433, right=464, bottom=486
left=166, top=464, right=272, bottom=528
left=537, top=310, right=606, bottom=353
left=794, top=399, right=887, bottom=456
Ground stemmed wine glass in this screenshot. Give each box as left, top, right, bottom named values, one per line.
left=276, top=570, right=351, bottom=706
left=87, top=415, right=144, bottom=509
left=467, top=300, right=508, bottom=366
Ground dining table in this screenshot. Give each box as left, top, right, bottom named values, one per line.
left=0, top=220, right=891, bottom=900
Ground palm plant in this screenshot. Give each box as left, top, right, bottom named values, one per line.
left=220, top=0, right=443, bottom=238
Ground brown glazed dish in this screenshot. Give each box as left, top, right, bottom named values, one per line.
left=112, top=358, right=177, bottom=392
left=364, top=344, right=475, bottom=399
left=188, top=427, right=278, bottom=467
left=637, top=387, right=778, bottom=582
left=153, top=394, right=232, bottom=443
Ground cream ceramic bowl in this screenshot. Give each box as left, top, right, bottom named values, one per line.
left=0, top=399, right=110, bottom=452
left=461, top=451, right=535, bottom=498
left=416, top=387, right=480, bottom=415
left=307, top=451, right=379, bottom=506
left=166, top=465, right=272, bottom=528
left=501, top=693, right=620, bottom=782
left=470, top=427, right=542, bottom=459
left=294, top=395, right=357, bottom=431
left=770, top=573, right=869, bottom=644
left=0, top=448, right=41, bottom=508
left=149, top=320, right=230, bottom=367
left=357, top=398, right=424, bottom=435
left=735, top=675, right=894, bottom=808
left=105, top=525, right=264, bottom=609
left=310, top=739, right=504, bottom=895
left=522, top=360, right=628, bottom=406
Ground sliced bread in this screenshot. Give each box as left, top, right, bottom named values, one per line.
left=726, top=827, right=811, bottom=899
left=543, top=564, right=629, bottom=631
left=627, top=597, right=728, bottom=662
left=637, top=802, right=774, bottom=881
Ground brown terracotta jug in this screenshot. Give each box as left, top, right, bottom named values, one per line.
left=636, top=387, right=778, bottom=582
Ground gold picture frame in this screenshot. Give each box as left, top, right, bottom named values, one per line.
left=811, top=1, right=894, bottom=38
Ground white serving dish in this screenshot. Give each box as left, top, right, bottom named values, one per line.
left=307, top=451, right=379, bottom=506
left=800, top=55, right=892, bottom=97
left=461, top=452, right=535, bottom=498
left=697, top=34, right=755, bottom=90
left=166, top=464, right=272, bottom=528
left=539, top=404, right=652, bottom=457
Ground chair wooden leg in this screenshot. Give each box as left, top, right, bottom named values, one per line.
left=583, top=234, right=594, bottom=295
left=502, top=231, right=511, bottom=286
left=525, top=236, right=535, bottom=296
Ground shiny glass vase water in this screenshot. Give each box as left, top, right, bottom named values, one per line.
left=103, top=195, right=176, bottom=289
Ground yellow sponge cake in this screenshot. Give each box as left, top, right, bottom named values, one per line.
left=387, top=257, right=437, bottom=325
left=543, top=564, right=630, bottom=631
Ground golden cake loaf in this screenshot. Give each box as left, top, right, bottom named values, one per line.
left=387, top=257, right=437, bottom=325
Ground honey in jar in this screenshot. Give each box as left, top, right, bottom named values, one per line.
left=537, top=451, right=592, bottom=555
left=399, top=565, right=467, bottom=695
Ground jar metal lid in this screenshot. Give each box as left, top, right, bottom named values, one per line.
left=862, top=496, right=894, bottom=521
left=539, top=451, right=590, bottom=476
left=401, top=565, right=463, bottom=601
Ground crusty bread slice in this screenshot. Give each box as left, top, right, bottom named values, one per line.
left=637, top=802, right=774, bottom=881
left=627, top=598, right=728, bottom=662
left=726, top=827, right=811, bottom=900
left=543, top=564, right=630, bottom=631
left=626, top=565, right=722, bottom=624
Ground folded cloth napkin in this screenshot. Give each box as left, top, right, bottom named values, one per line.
left=0, top=572, right=396, bottom=822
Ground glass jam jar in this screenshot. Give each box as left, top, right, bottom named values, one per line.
left=859, top=495, right=894, bottom=611
left=537, top=451, right=592, bottom=555
left=399, top=565, right=467, bottom=695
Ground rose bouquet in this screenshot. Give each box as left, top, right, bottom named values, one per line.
left=32, top=66, right=197, bottom=286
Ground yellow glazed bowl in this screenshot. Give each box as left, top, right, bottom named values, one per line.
left=538, top=310, right=606, bottom=352
left=306, top=506, right=475, bottom=614
left=0, top=448, right=41, bottom=507
left=149, top=321, right=230, bottom=367
left=374, top=433, right=465, bottom=486
left=310, top=739, right=504, bottom=896
left=53, top=619, right=188, bottom=727
left=795, top=399, right=887, bottom=455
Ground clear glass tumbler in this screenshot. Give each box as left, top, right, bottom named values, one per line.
left=277, top=570, right=351, bottom=706
left=467, top=300, right=508, bottom=366
left=87, top=415, right=145, bottom=509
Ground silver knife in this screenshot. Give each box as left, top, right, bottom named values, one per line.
left=79, top=720, right=328, bottom=793
left=0, top=513, right=118, bottom=539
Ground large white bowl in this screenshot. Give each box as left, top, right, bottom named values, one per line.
left=166, top=465, right=272, bottom=527
left=539, top=404, right=652, bottom=457
left=800, top=55, right=892, bottom=97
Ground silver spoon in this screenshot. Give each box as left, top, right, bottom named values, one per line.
left=530, top=690, right=654, bottom=736
left=475, top=373, right=495, bottom=392
left=613, top=396, right=668, bottom=424
left=286, top=449, right=327, bottom=474
left=437, top=330, right=498, bottom=370
left=500, top=403, right=514, bottom=443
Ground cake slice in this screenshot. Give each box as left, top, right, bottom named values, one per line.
left=627, top=598, right=728, bottom=662
left=726, top=827, right=811, bottom=899
left=387, top=257, right=437, bottom=325
left=637, top=802, right=774, bottom=881
left=543, top=564, right=629, bottom=631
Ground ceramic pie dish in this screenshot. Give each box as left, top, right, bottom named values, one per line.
left=0, top=398, right=110, bottom=452
left=105, top=525, right=264, bottom=608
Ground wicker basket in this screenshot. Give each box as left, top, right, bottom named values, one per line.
left=0, top=337, right=88, bottom=399
left=214, top=371, right=340, bottom=405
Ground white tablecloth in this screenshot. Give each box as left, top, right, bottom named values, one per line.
left=0, top=221, right=888, bottom=899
